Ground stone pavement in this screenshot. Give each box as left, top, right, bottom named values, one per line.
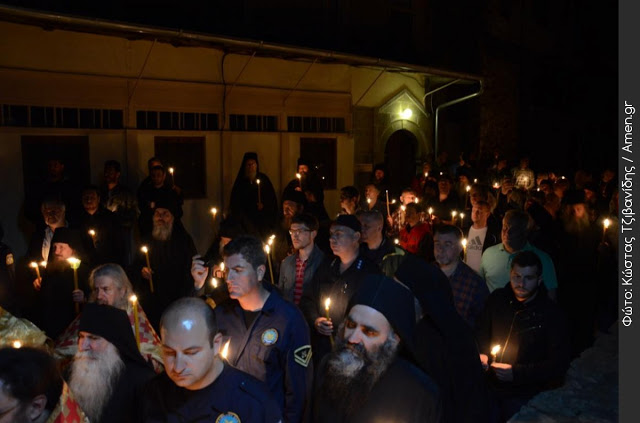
left=509, top=326, right=618, bottom=423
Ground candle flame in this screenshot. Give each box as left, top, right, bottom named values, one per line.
left=391, top=199, right=396, bottom=204
left=221, top=340, right=230, bottom=359
left=88, top=229, right=96, bottom=237
left=474, top=179, right=478, bottom=183
left=264, top=244, right=271, bottom=254
left=451, top=210, right=457, bottom=217
left=211, top=278, right=218, bottom=288
left=29, top=261, right=38, bottom=268
left=461, top=239, right=467, bottom=248
left=256, top=179, right=261, bottom=185
left=428, top=207, right=433, bottom=215
left=493, top=182, right=500, bottom=189
left=460, top=213, right=465, bottom=219
left=414, top=198, right=419, bottom=204
left=168, top=167, right=174, bottom=175
left=211, top=207, right=217, bottom=215
left=220, top=262, right=225, bottom=272
left=424, top=172, right=428, bottom=177
left=67, top=257, right=81, bottom=269
left=466, top=185, right=471, bottom=192
left=296, top=173, right=301, bottom=179
left=491, top=345, right=501, bottom=356
left=324, top=298, right=331, bottom=311
left=603, top=218, right=611, bottom=229
left=129, top=294, right=137, bottom=304
left=12, top=340, right=22, bottom=349
left=40, top=261, right=47, bottom=268
left=401, top=205, right=406, bottom=212
left=141, top=246, right=148, bottom=253
left=394, top=238, right=400, bottom=245
left=367, top=198, right=371, bottom=204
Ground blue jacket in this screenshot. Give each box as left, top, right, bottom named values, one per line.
left=215, top=290, right=313, bottom=423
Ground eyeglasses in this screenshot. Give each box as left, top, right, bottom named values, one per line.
left=289, top=228, right=311, bottom=236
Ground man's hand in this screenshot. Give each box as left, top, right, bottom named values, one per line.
left=191, top=255, right=209, bottom=290
left=314, top=317, right=334, bottom=336
left=141, top=267, right=153, bottom=281
left=386, top=215, right=394, bottom=227
left=33, top=277, right=42, bottom=291
left=72, top=289, right=85, bottom=303
left=491, top=362, right=514, bottom=382
left=479, top=354, right=489, bottom=371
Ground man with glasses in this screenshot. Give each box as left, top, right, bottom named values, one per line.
left=300, top=215, right=379, bottom=365
left=278, top=214, right=325, bottom=305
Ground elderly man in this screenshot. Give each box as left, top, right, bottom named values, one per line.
left=300, top=215, right=379, bottom=365
left=481, top=209, right=558, bottom=300
left=0, top=347, right=63, bottom=423
left=476, top=251, right=570, bottom=421
left=214, top=235, right=313, bottom=422
left=55, top=263, right=163, bottom=372
left=68, top=303, right=155, bottom=423
left=135, top=194, right=197, bottom=329
left=314, top=274, right=442, bottom=422
left=278, top=213, right=325, bottom=305
left=141, top=297, right=282, bottom=422
left=37, top=228, right=90, bottom=340
left=434, top=224, right=489, bottom=327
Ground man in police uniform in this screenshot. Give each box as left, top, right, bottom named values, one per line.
left=215, top=236, right=312, bottom=423
left=141, top=297, right=282, bottom=422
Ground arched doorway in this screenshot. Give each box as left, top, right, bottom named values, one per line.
left=384, top=129, right=417, bottom=194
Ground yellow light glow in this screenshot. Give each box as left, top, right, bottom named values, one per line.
left=461, top=239, right=467, bottom=248
left=491, top=345, right=501, bottom=356
left=211, top=278, right=218, bottom=288
left=367, top=198, right=371, bottom=204
left=141, top=246, right=148, bottom=253
left=40, top=261, right=47, bottom=268
left=168, top=167, right=174, bottom=175
left=256, top=179, right=261, bottom=185
left=428, top=207, right=433, bottom=215
left=29, top=261, right=38, bottom=268
left=220, top=262, right=225, bottom=272
left=129, top=294, right=137, bottom=304
left=414, top=198, right=419, bottom=204
left=264, top=245, right=270, bottom=254
left=394, top=238, right=400, bottom=245
left=12, top=340, right=22, bottom=349
left=67, top=257, right=81, bottom=269
left=221, top=340, right=230, bottom=359
left=211, top=207, right=217, bottom=216
left=451, top=211, right=457, bottom=218
left=466, top=185, right=471, bottom=192
left=604, top=218, right=611, bottom=229
left=296, top=173, right=301, bottom=179
left=88, top=229, right=96, bottom=237
left=324, top=298, right=331, bottom=311
left=460, top=213, right=465, bottom=220
left=399, top=108, right=413, bottom=120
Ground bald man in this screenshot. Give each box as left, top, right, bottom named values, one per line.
left=141, top=297, right=282, bottom=422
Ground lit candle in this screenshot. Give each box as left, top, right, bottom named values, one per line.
left=130, top=295, right=140, bottom=349
left=367, top=198, right=371, bottom=205
left=211, top=277, right=218, bottom=289
left=459, top=212, right=465, bottom=228
left=12, top=340, right=21, bottom=349
left=602, top=218, right=611, bottom=242
left=401, top=205, right=406, bottom=212
left=465, top=185, right=471, bottom=208
left=210, top=207, right=217, bottom=219
left=141, top=246, right=154, bottom=293
left=264, top=245, right=275, bottom=285
left=391, top=199, right=397, bottom=204
left=428, top=207, right=433, bottom=221
left=324, top=298, right=331, bottom=319
left=414, top=198, right=419, bottom=204
left=473, top=178, right=478, bottom=183
left=385, top=190, right=391, bottom=217
left=296, top=173, right=302, bottom=188
left=221, top=340, right=230, bottom=360
left=394, top=238, right=400, bottom=245
left=424, top=172, right=428, bottom=178
left=491, top=344, right=501, bottom=364
left=88, top=229, right=96, bottom=238
left=451, top=210, right=457, bottom=225
left=461, top=238, right=467, bottom=261
left=168, top=167, right=174, bottom=176
left=218, top=261, right=225, bottom=279
left=29, top=261, right=41, bottom=281
left=256, top=179, right=262, bottom=204
left=67, top=257, right=81, bottom=314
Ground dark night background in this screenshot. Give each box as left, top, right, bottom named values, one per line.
left=3, top=0, right=618, bottom=175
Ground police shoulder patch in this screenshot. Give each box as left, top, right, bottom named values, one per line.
left=261, top=328, right=278, bottom=346
left=5, top=254, right=13, bottom=266
left=216, top=412, right=241, bottom=423
left=294, top=345, right=312, bottom=367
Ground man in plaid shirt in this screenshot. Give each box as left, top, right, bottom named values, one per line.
left=434, top=224, right=489, bottom=327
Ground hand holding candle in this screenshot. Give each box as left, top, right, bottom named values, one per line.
left=29, top=261, right=41, bottom=282
left=324, top=298, right=334, bottom=347
left=141, top=246, right=154, bottom=293
left=130, top=295, right=140, bottom=349
left=491, top=344, right=501, bottom=364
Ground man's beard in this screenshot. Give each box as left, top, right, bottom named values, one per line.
left=562, top=210, right=591, bottom=235
left=318, top=328, right=399, bottom=418
left=152, top=222, right=173, bottom=241
left=69, top=342, right=125, bottom=422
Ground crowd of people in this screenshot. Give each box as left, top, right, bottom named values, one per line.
left=0, top=149, right=618, bottom=422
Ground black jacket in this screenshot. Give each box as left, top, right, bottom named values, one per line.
left=475, top=283, right=570, bottom=397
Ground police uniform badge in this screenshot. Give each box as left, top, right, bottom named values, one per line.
left=261, top=328, right=278, bottom=346
left=216, top=412, right=241, bottom=423
left=294, top=345, right=312, bottom=367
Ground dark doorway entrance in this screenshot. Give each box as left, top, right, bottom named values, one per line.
left=384, top=129, right=417, bottom=194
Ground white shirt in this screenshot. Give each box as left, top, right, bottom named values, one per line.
left=465, top=226, right=488, bottom=273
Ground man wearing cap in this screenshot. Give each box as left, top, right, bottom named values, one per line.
left=300, top=214, right=379, bottom=365
left=394, top=254, right=490, bottom=423
left=314, top=274, right=442, bottom=422
left=141, top=297, right=283, bottom=422
left=37, top=227, right=91, bottom=339
left=68, top=303, right=155, bottom=423
left=215, top=235, right=313, bottom=423
left=134, top=193, right=197, bottom=330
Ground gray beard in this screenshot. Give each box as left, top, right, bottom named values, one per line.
left=152, top=223, right=173, bottom=241
left=319, top=327, right=399, bottom=418
left=69, top=343, right=125, bottom=422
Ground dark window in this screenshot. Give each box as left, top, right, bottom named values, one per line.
left=287, top=116, right=346, bottom=133
left=1, top=105, right=122, bottom=129
left=229, top=114, right=278, bottom=132
left=154, top=136, right=207, bottom=198
left=300, top=137, right=337, bottom=189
